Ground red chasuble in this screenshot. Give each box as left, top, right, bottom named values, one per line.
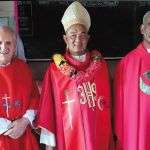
left=0, top=58, right=39, bottom=150
left=114, top=43, right=150, bottom=150
left=38, top=50, right=112, bottom=150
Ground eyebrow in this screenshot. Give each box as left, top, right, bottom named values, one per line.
left=0, top=41, right=12, bottom=44
left=68, top=31, right=87, bottom=35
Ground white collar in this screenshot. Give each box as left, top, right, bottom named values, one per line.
left=72, top=53, right=86, bottom=62
left=147, top=48, right=150, bottom=53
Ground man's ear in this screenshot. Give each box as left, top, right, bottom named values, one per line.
left=140, top=24, right=145, bottom=35
left=87, top=35, right=90, bottom=42
left=63, top=35, right=67, bottom=44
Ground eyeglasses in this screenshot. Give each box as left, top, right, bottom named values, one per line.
left=67, top=33, right=88, bottom=40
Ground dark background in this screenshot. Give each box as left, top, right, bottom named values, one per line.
left=18, top=0, right=150, bottom=59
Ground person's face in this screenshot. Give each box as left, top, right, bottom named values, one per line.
left=141, top=16, right=150, bottom=44
left=63, top=24, right=89, bottom=56
left=0, top=29, right=16, bottom=65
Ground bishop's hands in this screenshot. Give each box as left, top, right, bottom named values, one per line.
left=4, top=117, right=30, bottom=139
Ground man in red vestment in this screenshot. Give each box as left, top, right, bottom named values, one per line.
left=114, top=11, right=150, bottom=150
left=0, top=26, right=39, bottom=150
left=38, top=1, right=113, bottom=150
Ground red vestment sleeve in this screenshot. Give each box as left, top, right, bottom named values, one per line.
left=95, top=60, right=114, bottom=149
left=38, top=66, right=55, bottom=133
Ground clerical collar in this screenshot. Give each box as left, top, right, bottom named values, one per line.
left=147, top=48, right=150, bottom=53
left=0, top=62, right=10, bottom=67
left=71, top=53, right=86, bottom=62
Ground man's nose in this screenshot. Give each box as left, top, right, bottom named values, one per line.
left=0, top=42, right=6, bottom=50
left=75, top=35, right=81, bottom=42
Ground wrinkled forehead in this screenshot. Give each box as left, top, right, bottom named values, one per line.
left=66, top=24, right=87, bottom=35
left=0, top=27, right=16, bottom=42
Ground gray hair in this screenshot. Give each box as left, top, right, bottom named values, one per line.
left=143, top=11, right=150, bottom=25
left=0, top=25, right=17, bottom=42
left=0, top=25, right=26, bottom=61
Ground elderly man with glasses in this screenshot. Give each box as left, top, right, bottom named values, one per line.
left=38, top=1, right=113, bottom=150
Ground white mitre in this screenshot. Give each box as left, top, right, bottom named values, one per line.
left=61, top=1, right=91, bottom=32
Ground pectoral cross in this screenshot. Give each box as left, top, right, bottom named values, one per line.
left=2, top=94, right=10, bottom=117
left=62, top=95, right=75, bottom=129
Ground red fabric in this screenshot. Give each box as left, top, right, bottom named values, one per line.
left=0, top=58, right=39, bottom=150
left=114, top=43, right=150, bottom=150
left=38, top=50, right=113, bottom=150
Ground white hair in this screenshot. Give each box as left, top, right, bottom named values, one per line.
left=0, top=25, right=17, bottom=42
left=0, top=26, right=26, bottom=61
left=143, top=11, right=150, bottom=25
